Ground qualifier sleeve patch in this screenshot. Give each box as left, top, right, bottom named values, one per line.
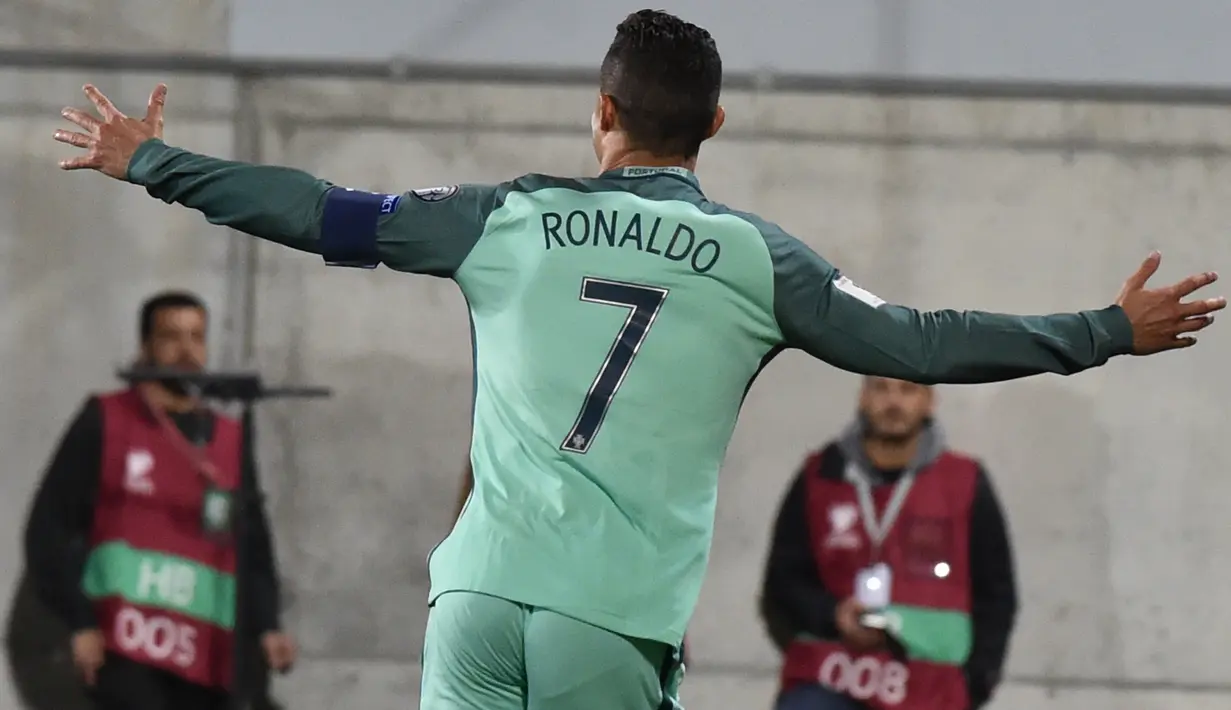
left=411, top=185, right=459, bottom=203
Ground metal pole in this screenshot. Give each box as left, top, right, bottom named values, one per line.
left=872, top=0, right=920, bottom=299
left=230, top=405, right=256, bottom=710
left=4, top=48, right=1231, bottom=106
left=232, top=77, right=264, bottom=366
left=229, top=78, right=263, bottom=710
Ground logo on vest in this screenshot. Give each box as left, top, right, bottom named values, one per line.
left=818, top=651, right=909, bottom=705
left=824, top=503, right=861, bottom=549
left=124, top=449, right=155, bottom=495
left=202, top=489, right=232, bottom=535
left=136, top=558, right=197, bottom=610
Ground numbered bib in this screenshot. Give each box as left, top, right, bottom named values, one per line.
left=818, top=651, right=909, bottom=705
left=114, top=606, right=198, bottom=668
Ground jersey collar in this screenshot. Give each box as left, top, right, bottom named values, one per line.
left=602, top=166, right=702, bottom=190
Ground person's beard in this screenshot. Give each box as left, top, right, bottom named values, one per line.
left=861, top=410, right=924, bottom=445
left=868, top=428, right=917, bottom=446
left=144, top=359, right=202, bottom=397
left=159, top=376, right=191, bottom=397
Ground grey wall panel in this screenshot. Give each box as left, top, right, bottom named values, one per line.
left=230, top=78, right=1231, bottom=707
left=230, top=0, right=1231, bottom=86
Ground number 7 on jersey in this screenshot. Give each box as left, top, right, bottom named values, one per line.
left=561, top=277, right=669, bottom=454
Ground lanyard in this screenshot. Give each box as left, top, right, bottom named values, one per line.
left=137, top=386, right=221, bottom=486
left=846, top=462, right=914, bottom=552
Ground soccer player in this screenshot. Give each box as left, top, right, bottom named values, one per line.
left=52, top=10, right=1222, bottom=710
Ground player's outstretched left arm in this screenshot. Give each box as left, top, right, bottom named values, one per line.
left=766, top=230, right=1224, bottom=384
left=53, top=84, right=493, bottom=276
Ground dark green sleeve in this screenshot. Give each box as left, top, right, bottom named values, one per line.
left=126, top=139, right=496, bottom=276
left=372, top=183, right=501, bottom=276
left=760, top=225, right=1135, bottom=384
left=127, top=139, right=331, bottom=254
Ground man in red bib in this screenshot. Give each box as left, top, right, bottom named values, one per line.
left=760, top=377, right=1018, bottom=710
left=24, top=291, right=296, bottom=710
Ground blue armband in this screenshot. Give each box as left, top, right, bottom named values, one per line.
left=319, top=188, right=402, bottom=268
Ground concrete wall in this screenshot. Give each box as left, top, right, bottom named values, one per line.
left=5, top=12, right=1231, bottom=710
left=0, top=1, right=239, bottom=707
left=230, top=0, right=1231, bottom=86
left=241, top=81, right=1231, bottom=708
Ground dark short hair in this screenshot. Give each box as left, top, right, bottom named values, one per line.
left=139, top=290, right=207, bottom=342
left=600, top=10, right=723, bottom=158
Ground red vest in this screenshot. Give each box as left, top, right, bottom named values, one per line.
left=88, top=389, right=241, bottom=688
left=780, top=446, right=978, bottom=710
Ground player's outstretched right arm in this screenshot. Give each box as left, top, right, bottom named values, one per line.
left=761, top=227, right=1224, bottom=384
left=53, top=83, right=497, bottom=277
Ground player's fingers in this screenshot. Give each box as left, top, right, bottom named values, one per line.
left=60, top=107, right=100, bottom=132
left=83, top=84, right=123, bottom=121
left=1165, top=271, right=1219, bottom=299
left=58, top=155, right=100, bottom=171
left=1144, top=334, right=1199, bottom=354
left=1177, top=296, right=1228, bottom=317
left=1174, top=315, right=1215, bottom=334
left=53, top=129, right=94, bottom=149
left=1123, top=251, right=1162, bottom=291
left=145, top=83, right=167, bottom=129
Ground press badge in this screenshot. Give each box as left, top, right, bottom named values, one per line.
left=855, top=563, right=893, bottom=610
left=201, top=486, right=234, bottom=537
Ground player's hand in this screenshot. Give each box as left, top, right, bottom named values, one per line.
left=54, top=83, right=167, bottom=179
left=834, top=597, right=886, bottom=653
left=70, top=628, right=106, bottom=686
left=261, top=631, right=298, bottom=673
left=1116, top=251, right=1225, bottom=355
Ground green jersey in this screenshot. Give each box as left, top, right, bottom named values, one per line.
left=128, top=140, right=1135, bottom=645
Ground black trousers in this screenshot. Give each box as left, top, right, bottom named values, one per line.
left=7, top=571, right=281, bottom=710
left=6, top=571, right=91, bottom=710
left=90, top=653, right=229, bottom=710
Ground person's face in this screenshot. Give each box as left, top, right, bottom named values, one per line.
left=859, top=377, right=933, bottom=442
left=141, top=306, right=207, bottom=372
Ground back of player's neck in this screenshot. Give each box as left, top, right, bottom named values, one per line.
left=600, top=151, right=695, bottom=174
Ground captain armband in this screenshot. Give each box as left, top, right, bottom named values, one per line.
left=319, top=188, right=403, bottom=268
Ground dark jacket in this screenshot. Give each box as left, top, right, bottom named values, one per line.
left=5, top=570, right=91, bottom=710
left=759, top=421, right=1018, bottom=709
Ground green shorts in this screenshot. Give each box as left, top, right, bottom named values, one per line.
left=421, top=591, right=685, bottom=710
